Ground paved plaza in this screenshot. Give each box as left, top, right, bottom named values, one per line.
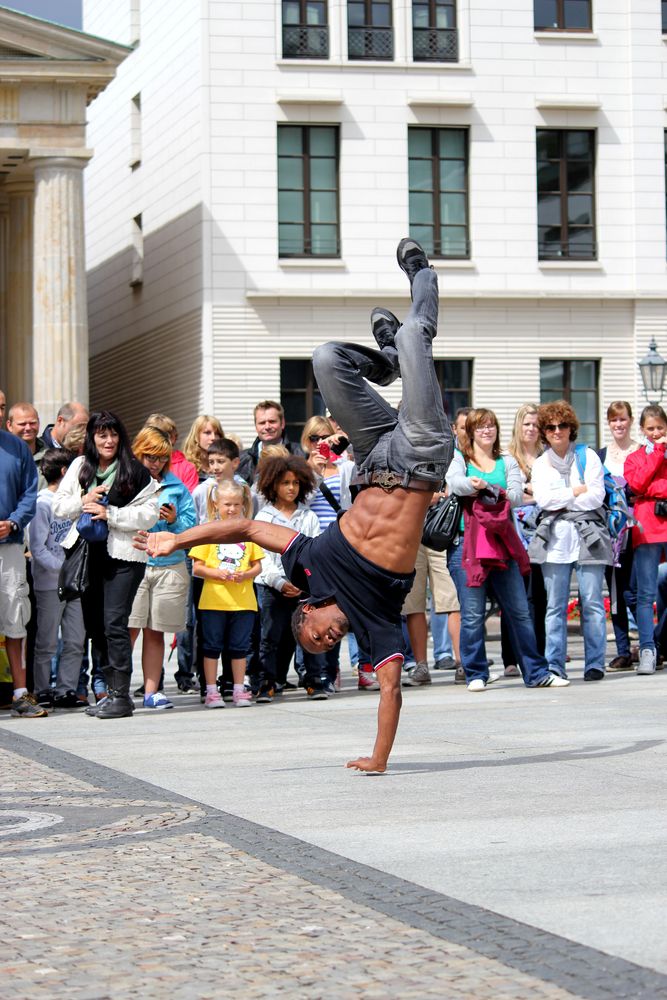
left=1, top=624, right=666, bottom=999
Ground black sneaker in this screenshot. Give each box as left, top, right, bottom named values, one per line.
left=53, top=690, right=86, bottom=709
left=11, top=693, right=48, bottom=718
left=133, top=684, right=145, bottom=696
left=256, top=685, right=274, bottom=704
left=371, top=307, right=400, bottom=351
left=321, top=679, right=337, bottom=696
left=396, top=238, right=431, bottom=288
left=281, top=679, right=297, bottom=690
left=35, top=689, right=54, bottom=708
left=306, top=685, right=329, bottom=701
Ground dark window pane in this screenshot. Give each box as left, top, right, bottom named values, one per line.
left=441, top=192, right=466, bottom=225
left=283, top=1, right=301, bottom=25
left=409, top=129, right=432, bottom=157
left=439, top=129, right=465, bottom=158
left=281, top=359, right=309, bottom=390
left=348, top=2, right=364, bottom=25
left=310, top=158, right=336, bottom=188
left=278, top=124, right=339, bottom=258
left=567, top=194, right=593, bottom=226
left=310, top=191, right=337, bottom=223
left=537, top=162, right=560, bottom=192
left=279, top=191, right=304, bottom=222
left=540, top=360, right=565, bottom=392
left=663, top=1, right=667, bottom=32
left=279, top=224, right=304, bottom=255
left=571, top=360, right=596, bottom=389
left=410, top=159, right=433, bottom=192
left=311, top=224, right=338, bottom=254
left=534, top=0, right=558, bottom=28
left=441, top=227, right=468, bottom=256
left=372, top=2, right=391, bottom=27
left=567, top=159, right=592, bottom=193
left=440, top=159, right=465, bottom=190
left=538, top=194, right=562, bottom=227
left=306, top=1, right=326, bottom=25
left=410, top=192, right=434, bottom=225
left=566, top=130, right=592, bottom=159
left=278, top=127, right=303, bottom=155
left=537, top=129, right=560, bottom=160
left=310, top=128, right=336, bottom=156
left=563, top=0, right=591, bottom=29
left=411, top=224, right=434, bottom=253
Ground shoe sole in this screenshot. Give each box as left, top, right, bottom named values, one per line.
left=204, top=702, right=225, bottom=709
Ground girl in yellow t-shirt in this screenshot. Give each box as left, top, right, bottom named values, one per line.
left=189, top=481, right=264, bottom=708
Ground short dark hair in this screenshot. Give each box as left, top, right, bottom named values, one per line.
left=254, top=400, right=284, bottom=420
left=640, top=404, right=667, bottom=428
left=41, top=447, right=75, bottom=484
left=208, top=437, right=240, bottom=460
left=291, top=602, right=307, bottom=643
left=257, top=455, right=315, bottom=504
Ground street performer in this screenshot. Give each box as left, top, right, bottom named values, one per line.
left=142, top=239, right=453, bottom=771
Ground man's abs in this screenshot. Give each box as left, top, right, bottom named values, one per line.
left=340, top=487, right=432, bottom=574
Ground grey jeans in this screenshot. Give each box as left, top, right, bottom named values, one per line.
left=312, top=267, right=453, bottom=485
left=34, top=588, right=86, bottom=695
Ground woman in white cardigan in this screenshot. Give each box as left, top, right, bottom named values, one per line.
left=54, top=411, right=160, bottom=718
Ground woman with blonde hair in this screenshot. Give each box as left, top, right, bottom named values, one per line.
left=145, top=412, right=198, bottom=493
left=183, top=414, right=224, bottom=481
left=128, top=425, right=196, bottom=708
left=503, top=403, right=546, bottom=674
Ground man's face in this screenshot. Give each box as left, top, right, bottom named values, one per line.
left=54, top=404, right=88, bottom=443
left=8, top=406, right=39, bottom=445
left=298, top=602, right=350, bottom=654
left=255, top=407, right=284, bottom=444
left=0, top=391, right=5, bottom=422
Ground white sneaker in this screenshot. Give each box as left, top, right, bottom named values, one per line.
left=637, top=649, right=657, bottom=675
left=486, top=672, right=502, bottom=685
left=467, top=678, right=486, bottom=692
left=537, top=673, right=570, bottom=688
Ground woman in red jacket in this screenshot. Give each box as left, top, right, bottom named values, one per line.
left=623, top=404, right=667, bottom=674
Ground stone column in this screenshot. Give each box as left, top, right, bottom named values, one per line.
left=0, top=195, right=8, bottom=392
left=31, top=156, right=89, bottom=420
left=5, top=179, right=34, bottom=403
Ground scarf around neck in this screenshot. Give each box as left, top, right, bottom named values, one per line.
left=549, top=444, right=576, bottom=483
left=95, top=459, right=118, bottom=488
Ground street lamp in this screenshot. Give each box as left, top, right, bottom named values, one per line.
left=638, top=338, right=667, bottom=404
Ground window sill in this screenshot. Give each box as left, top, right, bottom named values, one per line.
left=276, top=58, right=472, bottom=71
left=432, top=259, right=476, bottom=269
left=538, top=260, right=603, bottom=270
left=534, top=31, right=598, bottom=42
left=279, top=258, right=346, bottom=269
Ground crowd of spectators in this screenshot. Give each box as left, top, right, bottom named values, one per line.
left=0, top=384, right=662, bottom=720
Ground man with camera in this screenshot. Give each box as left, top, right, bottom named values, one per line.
left=143, top=239, right=452, bottom=772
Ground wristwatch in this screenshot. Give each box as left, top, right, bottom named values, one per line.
left=9, top=521, right=19, bottom=533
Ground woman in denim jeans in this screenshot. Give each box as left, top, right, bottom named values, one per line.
left=446, top=409, right=567, bottom=692
left=530, top=401, right=610, bottom=682
left=623, top=404, right=667, bottom=675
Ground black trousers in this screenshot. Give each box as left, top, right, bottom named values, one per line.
left=81, top=544, right=145, bottom=679
left=258, top=584, right=298, bottom=686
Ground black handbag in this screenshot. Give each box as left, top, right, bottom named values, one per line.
left=58, top=536, right=90, bottom=602
left=422, top=494, right=461, bottom=552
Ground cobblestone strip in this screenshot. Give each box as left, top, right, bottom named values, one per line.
left=2, top=729, right=666, bottom=1000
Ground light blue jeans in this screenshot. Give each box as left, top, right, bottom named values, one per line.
left=633, top=542, right=667, bottom=652
left=542, top=562, right=606, bottom=677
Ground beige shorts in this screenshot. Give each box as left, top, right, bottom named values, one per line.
left=0, top=544, right=30, bottom=638
left=402, top=543, right=460, bottom=615
left=128, top=561, right=190, bottom=633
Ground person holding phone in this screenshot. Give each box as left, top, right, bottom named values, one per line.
left=128, top=426, right=197, bottom=708
left=142, top=238, right=452, bottom=772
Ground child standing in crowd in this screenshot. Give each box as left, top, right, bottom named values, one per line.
left=31, top=449, right=86, bottom=707
left=192, top=438, right=243, bottom=523
left=254, top=455, right=318, bottom=702
left=189, top=480, right=264, bottom=708
left=128, top=426, right=197, bottom=709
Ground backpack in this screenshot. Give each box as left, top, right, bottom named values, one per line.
left=573, top=445, right=632, bottom=541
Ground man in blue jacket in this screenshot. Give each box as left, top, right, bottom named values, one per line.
left=0, top=426, right=44, bottom=716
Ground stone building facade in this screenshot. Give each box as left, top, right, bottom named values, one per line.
left=0, top=7, right=128, bottom=420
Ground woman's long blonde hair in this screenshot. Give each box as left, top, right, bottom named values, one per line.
left=183, top=414, right=224, bottom=472
left=508, top=403, right=543, bottom=478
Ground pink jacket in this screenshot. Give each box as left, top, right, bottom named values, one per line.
left=170, top=450, right=198, bottom=494
left=462, top=492, right=529, bottom=587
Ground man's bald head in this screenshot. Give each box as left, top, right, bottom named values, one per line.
left=52, top=401, right=89, bottom=445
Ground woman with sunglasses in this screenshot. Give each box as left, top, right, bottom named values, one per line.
left=530, top=401, right=612, bottom=682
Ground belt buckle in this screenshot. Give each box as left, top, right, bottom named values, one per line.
left=372, top=470, right=403, bottom=491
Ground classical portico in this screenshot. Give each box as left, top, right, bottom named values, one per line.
left=0, top=8, right=129, bottom=417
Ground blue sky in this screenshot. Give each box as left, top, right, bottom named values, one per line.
left=2, top=1, right=82, bottom=29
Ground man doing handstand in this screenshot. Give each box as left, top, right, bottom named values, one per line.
left=145, top=239, right=453, bottom=771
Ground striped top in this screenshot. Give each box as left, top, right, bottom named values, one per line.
left=310, top=473, right=341, bottom=530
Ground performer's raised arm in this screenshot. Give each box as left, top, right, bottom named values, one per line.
left=141, top=518, right=297, bottom=559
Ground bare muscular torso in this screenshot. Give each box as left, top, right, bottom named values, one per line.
left=339, top=486, right=433, bottom=574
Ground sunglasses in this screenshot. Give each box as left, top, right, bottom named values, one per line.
left=308, top=434, right=329, bottom=442
left=544, top=423, right=570, bottom=432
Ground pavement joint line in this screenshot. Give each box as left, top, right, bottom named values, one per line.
left=2, top=726, right=667, bottom=1000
